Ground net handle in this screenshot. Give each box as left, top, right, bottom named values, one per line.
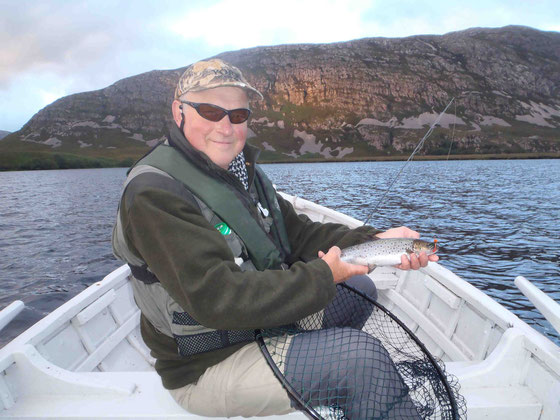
left=340, top=283, right=460, bottom=420
left=255, top=330, right=323, bottom=420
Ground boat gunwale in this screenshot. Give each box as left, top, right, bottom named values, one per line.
left=1, top=193, right=559, bottom=374
left=0, top=265, right=131, bottom=358
left=280, top=192, right=560, bottom=368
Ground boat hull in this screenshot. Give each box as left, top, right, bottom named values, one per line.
left=1, top=193, right=558, bottom=419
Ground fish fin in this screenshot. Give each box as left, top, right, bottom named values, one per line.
left=368, top=264, right=377, bottom=273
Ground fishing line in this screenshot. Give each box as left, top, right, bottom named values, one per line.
left=363, top=97, right=455, bottom=226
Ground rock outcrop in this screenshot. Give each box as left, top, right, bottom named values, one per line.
left=2, top=25, right=559, bottom=161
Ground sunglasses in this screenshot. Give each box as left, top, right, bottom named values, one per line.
left=180, top=101, right=251, bottom=124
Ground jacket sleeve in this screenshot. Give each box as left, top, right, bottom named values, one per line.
left=120, top=181, right=337, bottom=331
left=277, top=193, right=382, bottom=264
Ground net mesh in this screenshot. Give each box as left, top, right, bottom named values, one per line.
left=257, top=283, right=466, bottom=420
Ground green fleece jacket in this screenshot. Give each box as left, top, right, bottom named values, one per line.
left=118, top=125, right=380, bottom=389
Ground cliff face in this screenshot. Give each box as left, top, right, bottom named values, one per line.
left=2, top=26, right=559, bottom=161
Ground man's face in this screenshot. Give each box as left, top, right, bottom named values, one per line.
left=178, top=87, right=249, bottom=169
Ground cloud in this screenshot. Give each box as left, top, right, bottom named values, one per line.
left=1, top=0, right=559, bottom=131
left=2, top=0, right=558, bottom=90
left=168, top=0, right=376, bottom=49
left=0, top=2, right=112, bottom=87
left=0, top=73, right=69, bottom=132
left=0, top=1, right=205, bottom=88
left=543, top=24, right=560, bottom=32
left=0, top=0, right=216, bottom=130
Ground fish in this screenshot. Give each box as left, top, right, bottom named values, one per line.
left=340, top=238, right=438, bottom=272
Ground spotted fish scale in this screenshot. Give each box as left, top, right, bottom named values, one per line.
left=340, top=238, right=437, bottom=272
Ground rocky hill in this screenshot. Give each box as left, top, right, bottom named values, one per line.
left=2, top=25, right=559, bottom=169
left=0, top=130, right=10, bottom=140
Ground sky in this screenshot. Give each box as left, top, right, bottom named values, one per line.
left=1, top=0, right=559, bottom=133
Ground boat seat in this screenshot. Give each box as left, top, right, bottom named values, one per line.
left=369, top=266, right=399, bottom=290
left=444, top=328, right=544, bottom=420
left=0, top=344, right=307, bottom=418
left=5, top=370, right=306, bottom=418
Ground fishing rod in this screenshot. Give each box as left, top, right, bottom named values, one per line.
left=363, top=97, right=455, bottom=226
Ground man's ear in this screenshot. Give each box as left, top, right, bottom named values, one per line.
left=171, top=100, right=183, bottom=127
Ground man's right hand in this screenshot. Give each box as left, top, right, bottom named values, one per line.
left=318, top=246, right=369, bottom=284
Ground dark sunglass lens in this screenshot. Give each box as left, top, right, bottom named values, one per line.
left=229, top=109, right=250, bottom=124
left=197, top=104, right=226, bottom=122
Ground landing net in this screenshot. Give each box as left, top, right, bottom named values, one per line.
left=257, top=283, right=466, bottom=420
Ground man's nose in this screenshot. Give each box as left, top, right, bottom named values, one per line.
left=215, top=115, right=234, bottom=135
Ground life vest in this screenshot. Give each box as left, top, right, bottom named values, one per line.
left=112, top=142, right=291, bottom=357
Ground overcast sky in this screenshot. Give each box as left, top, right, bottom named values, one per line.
left=1, top=0, right=559, bottom=132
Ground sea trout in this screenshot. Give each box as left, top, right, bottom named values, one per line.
left=340, top=238, right=438, bottom=272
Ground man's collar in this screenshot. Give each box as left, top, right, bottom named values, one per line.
left=243, top=140, right=261, bottom=166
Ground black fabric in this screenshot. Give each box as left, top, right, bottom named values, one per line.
left=173, top=329, right=255, bottom=357
left=129, top=264, right=160, bottom=284
left=171, top=311, right=256, bottom=357
left=173, top=311, right=200, bottom=326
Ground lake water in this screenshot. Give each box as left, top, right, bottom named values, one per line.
left=1, top=159, right=559, bottom=348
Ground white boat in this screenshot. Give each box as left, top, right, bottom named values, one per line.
left=1, top=192, right=559, bottom=419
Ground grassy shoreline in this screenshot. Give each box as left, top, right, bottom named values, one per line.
left=0, top=151, right=135, bottom=172
left=1, top=151, right=559, bottom=171
left=257, top=152, right=560, bottom=164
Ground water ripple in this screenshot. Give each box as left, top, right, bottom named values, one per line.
left=0, top=161, right=559, bottom=347
left=263, top=159, right=560, bottom=345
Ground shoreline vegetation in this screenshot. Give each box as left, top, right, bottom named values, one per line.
left=258, top=152, right=560, bottom=164
left=0, top=152, right=135, bottom=172
left=1, top=151, right=559, bottom=171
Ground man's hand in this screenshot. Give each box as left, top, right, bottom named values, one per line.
left=318, top=246, right=368, bottom=284
left=375, top=226, right=439, bottom=270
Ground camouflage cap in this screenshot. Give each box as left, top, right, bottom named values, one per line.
left=175, top=59, right=263, bottom=100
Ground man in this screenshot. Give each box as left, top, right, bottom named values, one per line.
left=112, top=59, right=437, bottom=418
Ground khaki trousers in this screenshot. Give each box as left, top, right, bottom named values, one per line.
left=169, top=341, right=294, bottom=417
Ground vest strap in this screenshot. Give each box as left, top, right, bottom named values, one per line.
left=254, top=166, right=291, bottom=255
left=137, top=145, right=286, bottom=270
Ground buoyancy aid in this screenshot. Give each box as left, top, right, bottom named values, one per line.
left=112, top=141, right=291, bottom=357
